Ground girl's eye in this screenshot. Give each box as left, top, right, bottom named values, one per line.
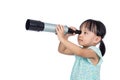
left=84, top=32, right=87, bottom=34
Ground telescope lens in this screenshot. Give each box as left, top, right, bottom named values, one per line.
left=26, top=19, right=30, bottom=30
left=25, top=19, right=44, bottom=31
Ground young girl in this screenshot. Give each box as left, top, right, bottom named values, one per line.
left=56, top=19, right=106, bottom=80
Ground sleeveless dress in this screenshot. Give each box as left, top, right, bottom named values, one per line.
left=70, top=46, right=103, bottom=80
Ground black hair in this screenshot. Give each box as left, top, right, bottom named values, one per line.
left=80, top=19, right=106, bottom=56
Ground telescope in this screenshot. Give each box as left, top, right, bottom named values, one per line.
left=25, top=19, right=81, bottom=34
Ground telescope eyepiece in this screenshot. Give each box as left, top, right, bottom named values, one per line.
left=75, top=30, right=81, bottom=34
left=68, top=28, right=81, bottom=34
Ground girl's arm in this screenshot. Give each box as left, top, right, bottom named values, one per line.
left=60, top=38, right=97, bottom=58
left=57, top=25, right=75, bottom=55
left=58, top=41, right=74, bottom=55
left=58, top=30, right=74, bottom=55
left=56, top=25, right=98, bottom=59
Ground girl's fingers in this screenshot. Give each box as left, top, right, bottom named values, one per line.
left=69, top=26, right=77, bottom=31
left=56, top=25, right=64, bottom=33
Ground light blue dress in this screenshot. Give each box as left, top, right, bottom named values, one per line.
left=70, top=46, right=103, bottom=80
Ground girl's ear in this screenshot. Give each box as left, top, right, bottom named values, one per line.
left=94, top=36, right=101, bottom=44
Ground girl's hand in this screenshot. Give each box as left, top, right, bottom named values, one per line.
left=56, top=25, right=76, bottom=41
left=56, top=25, right=65, bottom=41
left=64, top=26, right=76, bottom=38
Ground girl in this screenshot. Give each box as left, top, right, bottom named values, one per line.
left=56, top=19, right=106, bottom=80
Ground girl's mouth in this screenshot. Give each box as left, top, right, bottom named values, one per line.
left=78, top=38, right=83, bottom=42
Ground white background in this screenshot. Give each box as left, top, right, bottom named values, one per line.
left=0, top=0, right=120, bottom=80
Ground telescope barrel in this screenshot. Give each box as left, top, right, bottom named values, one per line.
left=25, top=19, right=81, bottom=34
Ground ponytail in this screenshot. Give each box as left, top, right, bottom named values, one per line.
left=99, top=40, right=106, bottom=56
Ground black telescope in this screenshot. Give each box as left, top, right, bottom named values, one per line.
left=25, top=19, right=81, bottom=34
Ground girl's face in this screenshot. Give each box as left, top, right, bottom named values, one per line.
left=78, top=24, right=100, bottom=47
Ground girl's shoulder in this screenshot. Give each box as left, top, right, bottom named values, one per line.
left=88, top=46, right=102, bottom=58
